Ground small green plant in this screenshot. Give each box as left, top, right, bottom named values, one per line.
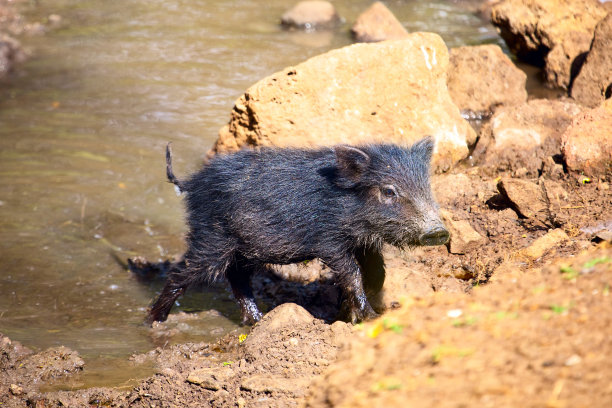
left=560, top=266, right=579, bottom=280
left=452, top=315, right=478, bottom=327
left=367, top=319, right=404, bottom=338
left=550, top=302, right=573, bottom=315
left=383, top=318, right=403, bottom=334
left=583, top=256, right=610, bottom=269
left=431, top=345, right=474, bottom=363
left=372, top=380, right=403, bottom=392
left=492, top=311, right=518, bottom=320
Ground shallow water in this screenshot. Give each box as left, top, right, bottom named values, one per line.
left=0, top=0, right=503, bottom=388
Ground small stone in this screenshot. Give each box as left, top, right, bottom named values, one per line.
left=9, top=384, right=24, bottom=396
left=520, top=229, right=569, bottom=260
left=594, top=230, right=612, bottom=243
left=48, top=14, right=62, bottom=25
left=497, top=178, right=550, bottom=227
left=351, top=2, right=409, bottom=43
left=240, top=374, right=310, bottom=395
left=0, top=35, right=24, bottom=80
left=281, top=1, right=340, bottom=30
left=186, top=367, right=234, bottom=390
left=565, top=354, right=582, bottom=366
left=441, top=210, right=485, bottom=255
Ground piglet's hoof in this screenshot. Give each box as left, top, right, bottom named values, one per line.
left=239, top=302, right=263, bottom=326
left=339, top=301, right=379, bottom=325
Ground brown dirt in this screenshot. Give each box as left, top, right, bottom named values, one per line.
left=305, top=242, right=612, bottom=408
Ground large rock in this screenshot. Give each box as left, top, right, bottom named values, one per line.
left=447, top=44, right=527, bottom=117
left=562, top=98, right=612, bottom=178
left=351, top=2, right=409, bottom=43
left=491, top=0, right=607, bottom=90
left=214, top=33, right=475, bottom=172
left=281, top=1, right=340, bottom=30
left=571, top=13, right=612, bottom=108
left=476, top=99, right=583, bottom=175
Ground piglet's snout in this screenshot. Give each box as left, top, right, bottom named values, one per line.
left=419, top=225, right=450, bottom=246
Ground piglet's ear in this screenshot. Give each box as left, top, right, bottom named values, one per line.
left=412, top=136, right=435, bottom=163
left=335, top=145, right=370, bottom=182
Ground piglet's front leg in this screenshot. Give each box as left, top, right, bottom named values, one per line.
left=327, top=256, right=379, bottom=324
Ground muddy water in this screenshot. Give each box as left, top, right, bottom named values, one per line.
left=0, top=0, right=502, bottom=388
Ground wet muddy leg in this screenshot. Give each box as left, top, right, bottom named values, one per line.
left=326, top=255, right=378, bottom=324
left=146, top=281, right=186, bottom=325
left=226, top=257, right=262, bottom=326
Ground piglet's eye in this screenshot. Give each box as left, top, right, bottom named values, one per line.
left=381, top=185, right=398, bottom=198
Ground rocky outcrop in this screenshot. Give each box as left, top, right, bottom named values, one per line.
left=447, top=44, right=527, bottom=118
left=213, top=33, right=475, bottom=172
left=476, top=99, right=583, bottom=176
left=571, top=13, right=612, bottom=108
left=351, top=2, right=409, bottom=43
left=562, top=98, right=612, bottom=179
left=491, top=0, right=607, bottom=90
left=280, top=1, right=340, bottom=30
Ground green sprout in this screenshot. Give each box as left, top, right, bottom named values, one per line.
left=452, top=315, right=478, bottom=327
left=583, top=256, right=610, bottom=269
left=383, top=318, right=403, bottom=334
left=550, top=303, right=572, bottom=315
left=560, top=266, right=579, bottom=280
